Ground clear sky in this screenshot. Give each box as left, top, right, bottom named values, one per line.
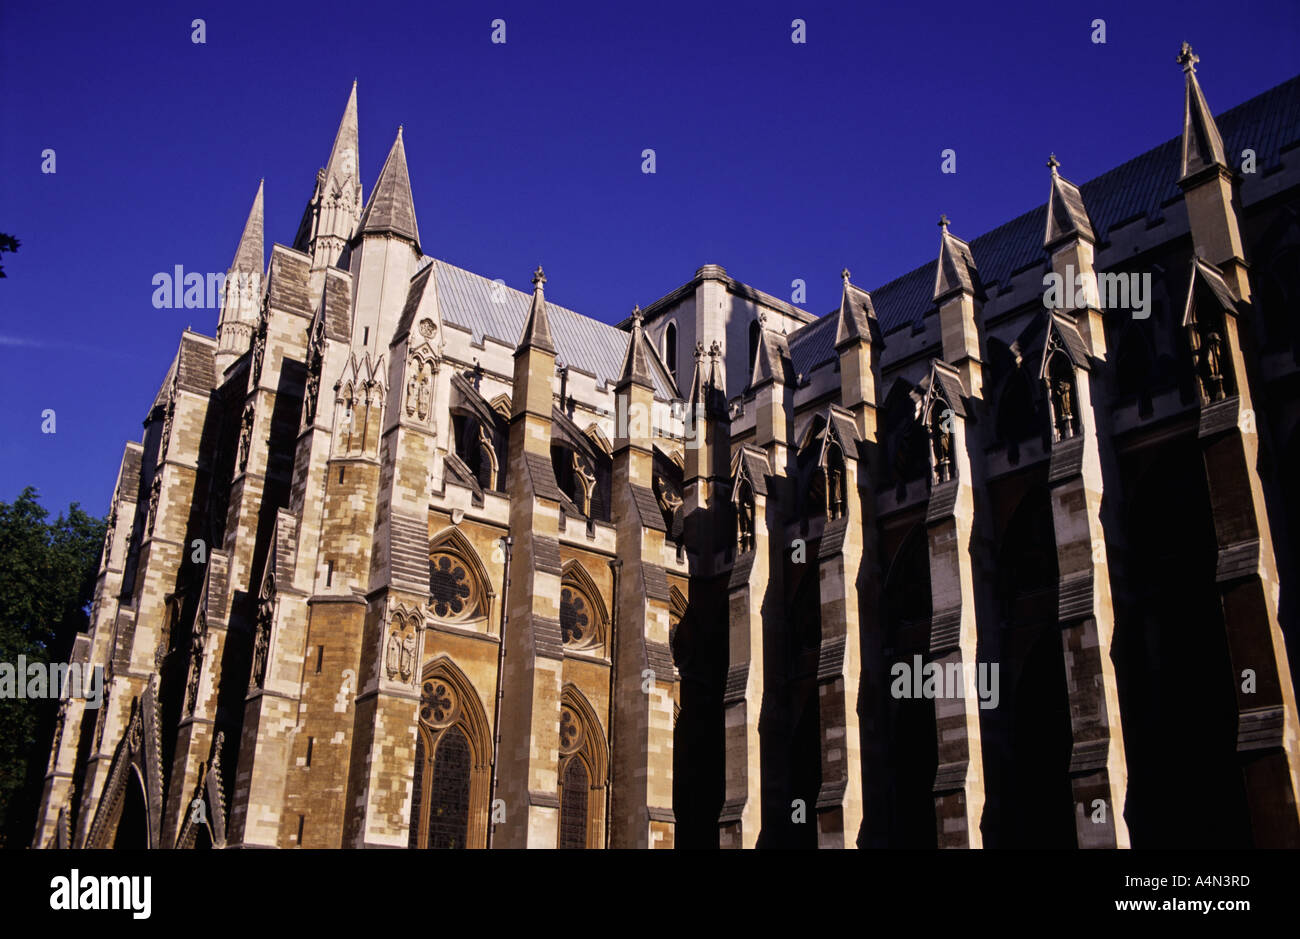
left=1, top=0, right=1297, bottom=517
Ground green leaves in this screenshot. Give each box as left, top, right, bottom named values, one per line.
left=0, top=486, right=105, bottom=845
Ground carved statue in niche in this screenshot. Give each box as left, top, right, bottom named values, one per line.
left=1204, top=330, right=1225, bottom=401
left=400, top=631, right=417, bottom=684
left=159, top=398, right=175, bottom=462
left=825, top=452, right=845, bottom=521
left=736, top=487, right=755, bottom=553
left=304, top=369, right=320, bottom=423
left=573, top=451, right=596, bottom=515
left=406, top=373, right=419, bottom=417
left=250, top=318, right=267, bottom=387
left=385, top=629, right=402, bottom=680
left=931, top=410, right=953, bottom=484
left=238, top=404, right=255, bottom=471
left=103, top=494, right=118, bottom=562
left=146, top=476, right=161, bottom=535
left=250, top=575, right=274, bottom=690
left=417, top=374, right=431, bottom=421
left=1052, top=376, right=1076, bottom=440
left=185, top=614, right=205, bottom=715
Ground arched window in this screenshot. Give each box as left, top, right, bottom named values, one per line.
left=428, top=530, right=490, bottom=625
left=749, top=320, right=761, bottom=376
left=664, top=322, right=678, bottom=381
left=556, top=688, right=608, bottom=849
left=408, top=659, right=492, bottom=849
left=558, top=755, right=590, bottom=849
left=559, top=561, right=608, bottom=653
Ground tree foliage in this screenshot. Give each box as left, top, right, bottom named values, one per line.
left=0, top=487, right=105, bottom=845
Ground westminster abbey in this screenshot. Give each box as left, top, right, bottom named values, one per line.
left=33, top=47, right=1300, bottom=849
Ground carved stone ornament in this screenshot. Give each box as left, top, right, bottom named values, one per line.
left=238, top=404, right=255, bottom=472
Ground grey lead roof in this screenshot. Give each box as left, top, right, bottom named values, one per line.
left=788, top=73, right=1300, bottom=376
left=433, top=260, right=676, bottom=399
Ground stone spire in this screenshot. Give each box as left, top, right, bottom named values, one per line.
left=1044, top=155, right=1095, bottom=250
left=357, top=126, right=420, bottom=248
left=216, top=180, right=266, bottom=375
left=228, top=179, right=264, bottom=279
left=1178, top=42, right=1227, bottom=182
left=617, top=306, right=655, bottom=390
left=517, top=266, right=556, bottom=354
left=294, top=82, right=363, bottom=296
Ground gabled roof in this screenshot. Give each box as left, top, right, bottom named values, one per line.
left=357, top=127, right=420, bottom=247
left=750, top=324, right=796, bottom=388
left=1039, top=311, right=1092, bottom=377
left=430, top=259, right=676, bottom=399
left=922, top=359, right=967, bottom=419
left=784, top=73, right=1300, bottom=372
left=1044, top=162, right=1095, bottom=249
left=933, top=223, right=981, bottom=302
left=1182, top=255, right=1241, bottom=326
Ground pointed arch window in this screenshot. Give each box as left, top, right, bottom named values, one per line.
left=559, top=562, right=608, bottom=653
left=409, top=660, right=492, bottom=849
left=556, top=689, right=608, bottom=849
left=428, top=531, right=490, bottom=625
left=748, top=320, right=761, bottom=376
left=664, top=322, right=678, bottom=382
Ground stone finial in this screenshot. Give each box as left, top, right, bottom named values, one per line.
left=1047, top=153, right=1060, bottom=175
left=694, top=340, right=705, bottom=361
left=709, top=340, right=722, bottom=358
left=841, top=267, right=852, bottom=286
left=938, top=214, right=950, bottom=231
left=1178, top=41, right=1199, bottom=73
left=631, top=305, right=643, bottom=328
left=532, top=266, right=546, bottom=289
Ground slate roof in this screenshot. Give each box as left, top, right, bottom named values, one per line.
left=432, top=260, right=676, bottom=399
left=267, top=247, right=314, bottom=319
left=119, top=443, right=143, bottom=497
left=322, top=270, right=352, bottom=342
left=788, top=73, right=1300, bottom=373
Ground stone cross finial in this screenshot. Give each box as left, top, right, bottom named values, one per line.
left=1178, top=41, right=1199, bottom=73
left=1047, top=153, right=1060, bottom=175
left=938, top=214, right=950, bottom=231
left=841, top=267, right=851, bottom=285
left=631, top=305, right=643, bottom=329
left=532, top=266, right=546, bottom=288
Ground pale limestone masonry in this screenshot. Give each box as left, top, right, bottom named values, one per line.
left=33, top=52, right=1300, bottom=848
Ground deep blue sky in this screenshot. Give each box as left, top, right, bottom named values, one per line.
left=2, top=0, right=1297, bottom=517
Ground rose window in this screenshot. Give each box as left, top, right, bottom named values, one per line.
left=429, top=554, right=474, bottom=620
left=560, top=586, right=591, bottom=647
left=420, top=679, right=458, bottom=727
left=559, top=705, right=583, bottom=754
